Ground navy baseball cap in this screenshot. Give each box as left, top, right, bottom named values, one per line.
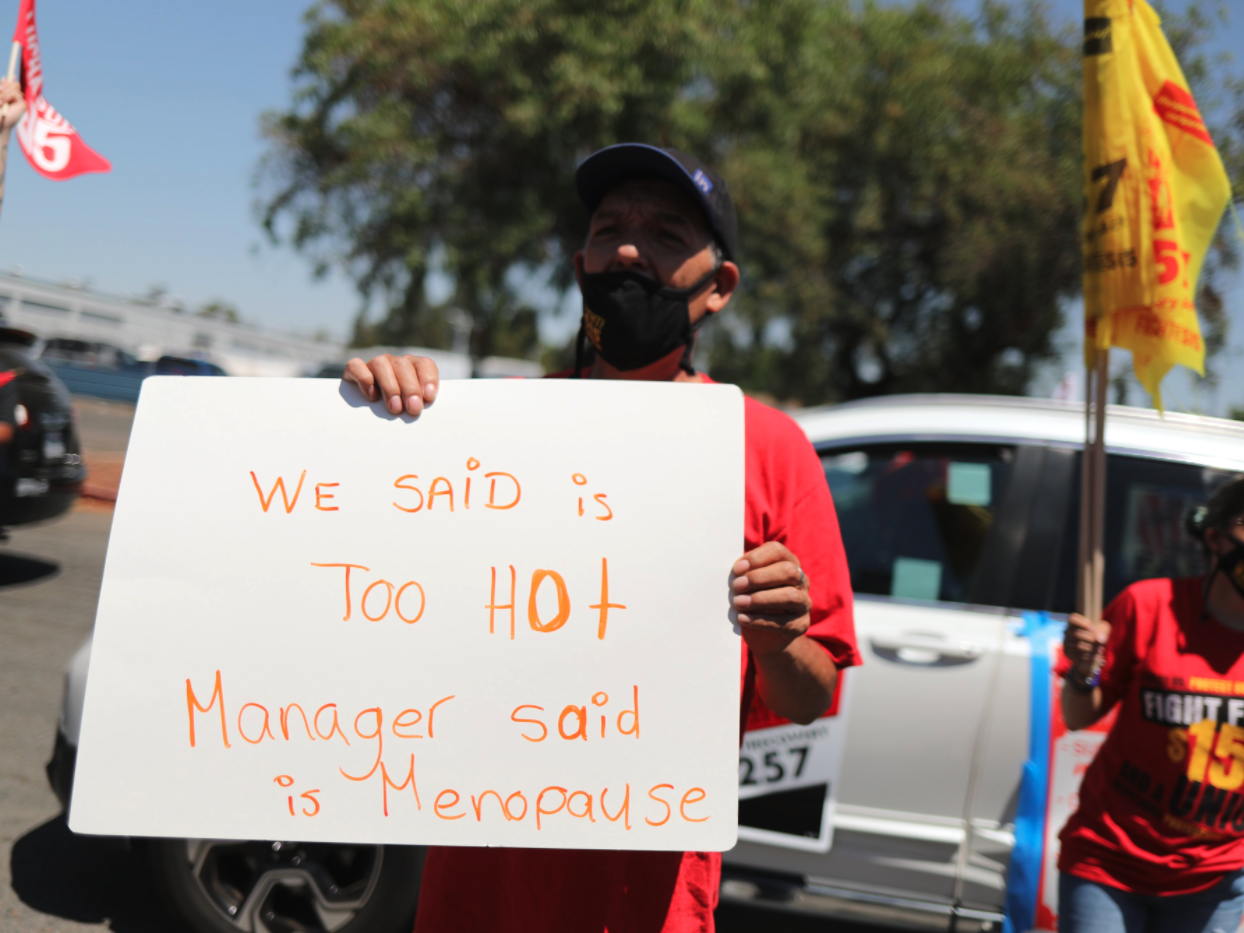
left=574, top=143, right=740, bottom=263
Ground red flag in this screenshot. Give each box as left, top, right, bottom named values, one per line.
left=11, top=0, right=110, bottom=180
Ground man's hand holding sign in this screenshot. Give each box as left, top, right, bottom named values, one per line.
left=76, top=144, right=857, bottom=933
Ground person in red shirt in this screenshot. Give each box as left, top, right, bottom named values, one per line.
left=1059, top=477, right=1244, bottom=932
left=343, top=143, right=859, bottom=932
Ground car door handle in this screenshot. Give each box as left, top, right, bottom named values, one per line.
left=869, top=634, right=983, bottom=667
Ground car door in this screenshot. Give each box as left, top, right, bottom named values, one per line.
left=728, top=440, right=1039, bottom=914
left=958, top=445, right=1078, bottom=916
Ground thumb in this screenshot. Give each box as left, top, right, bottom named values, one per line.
left=1096, top=620, right=1112, bottom=645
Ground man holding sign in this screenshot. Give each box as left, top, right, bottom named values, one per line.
left=345, top=144, right=860, bottom=932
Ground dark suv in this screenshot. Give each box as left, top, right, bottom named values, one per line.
left=0, top=326, right=84, bottom=528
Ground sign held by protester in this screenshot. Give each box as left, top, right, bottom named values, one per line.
left=70, top=378, right=744, bottom=850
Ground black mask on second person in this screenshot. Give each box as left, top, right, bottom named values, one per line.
left=1215, top=539, right=1244, bottom=602
left=574, top=267, right=719, bottom=375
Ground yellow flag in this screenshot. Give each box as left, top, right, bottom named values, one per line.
left=1082, top=0, right=1232, bottom=408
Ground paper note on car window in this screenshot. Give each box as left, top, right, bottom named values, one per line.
left=947, top=462, right=992, bottom=506
left=891, top=557, right=942, bottom=601
left=69, top=378, right=744, bottom=852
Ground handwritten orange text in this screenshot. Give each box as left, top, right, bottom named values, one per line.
left=392, top=459, right=521, bottom=513
left=184, top=671, right=455, bottom=752
left=487, top=559, right=625, bottom=640
left=312, top=563, right=427, bottom=624
left=572, top=473, right=613, bottom=521
left=424, top=782, right=708, bottom=830
left=511, top=686, right=640, bottom=742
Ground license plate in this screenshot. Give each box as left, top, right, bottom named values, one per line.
left=15, top=477, right=49, bottom=497
left=736, top=674, right=854, bottom=853
left=740, top=719, right=838, bottom=798
left=43, top=432, right=65, bottom=461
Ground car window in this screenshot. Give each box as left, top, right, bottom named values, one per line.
left=822, top=443, right=1016, bottom=606
left=156, top=357, right=197, bottom=375
left=1052, top=455, right=1238, bottom=613
left=42, top=338, right=93, bottom=362
left=0, top=344, right=33, bottom=369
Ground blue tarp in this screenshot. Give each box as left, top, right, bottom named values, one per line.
left=1004, top=612, right=1065, bottom=933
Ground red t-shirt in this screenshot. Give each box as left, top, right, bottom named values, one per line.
left=1059, top=577, right=1244, bottom=895
left=414, top=389, right=859, bottom=932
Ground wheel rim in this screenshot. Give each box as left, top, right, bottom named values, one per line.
left=185, top=839, right=384, bottom=933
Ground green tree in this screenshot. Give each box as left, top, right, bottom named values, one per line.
left=260, top=0, right=715, bottom=362
left=196, top=300, right=241, bottom=323
left=702, top=0, right=1085, bottom=401
left=261, top=0, right=1241, bottom=403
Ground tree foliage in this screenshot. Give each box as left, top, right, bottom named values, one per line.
left=197, top=300, right=241, bottom=323
left=261, top=0, right=712, bottom=361
left=261, top=0, right=1241, bottom=404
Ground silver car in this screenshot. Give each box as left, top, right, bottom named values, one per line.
left=723, top=393, right=1244, bottom=931
left=48, top=393, right=1244, bottom=932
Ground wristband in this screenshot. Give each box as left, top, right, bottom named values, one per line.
left=1066, top=670, right=1097, bottom=694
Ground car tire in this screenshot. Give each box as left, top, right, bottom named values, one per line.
left=143, top=837, right=424, bottom=933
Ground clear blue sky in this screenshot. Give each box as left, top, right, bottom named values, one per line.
left=0, top=0, right=1239, bottom=412
left=0, top=0, right=360, bottom=338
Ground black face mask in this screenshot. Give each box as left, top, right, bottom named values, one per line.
left=1215, top=540, right=1244, bottom=601
left=574, top=267, right=718, bottom=375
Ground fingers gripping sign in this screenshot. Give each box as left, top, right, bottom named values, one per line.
left=730, top=542, right=839, bottom=725
left=731, top=542, right=812, bottom=653
left=343, top=354, right=440, bottom=417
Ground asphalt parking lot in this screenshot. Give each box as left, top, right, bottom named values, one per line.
left=0, top=398, right=871, bottom=933
left=0, top=503, right=182, bottom=932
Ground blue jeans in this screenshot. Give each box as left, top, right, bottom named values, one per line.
left=1059, top=871, right=1244, bottom=933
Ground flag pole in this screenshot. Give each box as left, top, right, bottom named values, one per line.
left=0, top=40, right=21, bottom=224
left=1089, top=346, right=1108, bottom=623
left=1077, top=343, right=1108, bottom=626
left=1077, top=350, right=1093, bottom=616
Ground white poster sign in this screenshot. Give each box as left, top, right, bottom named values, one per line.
left=70, top=378, right=744, bottom=851
left=1036, top=729, right=1108, bottom=929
